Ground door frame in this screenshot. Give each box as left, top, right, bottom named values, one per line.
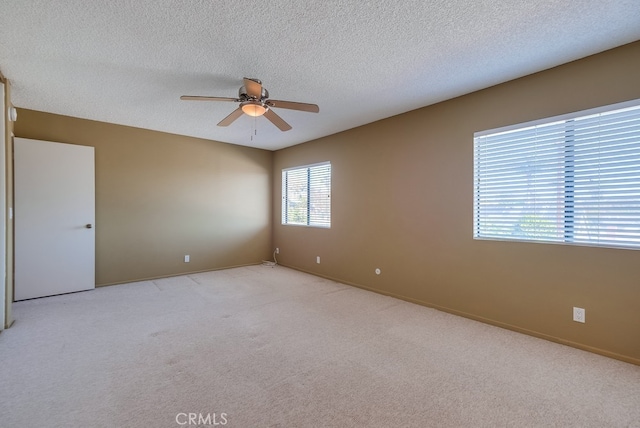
left=0, top=81, right=6, bottom=330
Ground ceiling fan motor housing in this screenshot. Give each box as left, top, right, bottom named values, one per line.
left=239, top=85, right=269, bottom=100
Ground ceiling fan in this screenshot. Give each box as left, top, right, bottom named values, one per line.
left=180, top=77, right=319, bottom=131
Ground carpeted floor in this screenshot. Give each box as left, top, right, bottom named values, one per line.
left=0, top=265, right=638, bottom=427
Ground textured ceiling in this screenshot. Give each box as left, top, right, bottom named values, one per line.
left=1, top=1, right=639, bottom=151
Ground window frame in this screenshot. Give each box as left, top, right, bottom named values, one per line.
left=281, top=161, right=331, bottom=228
left=473, top=99, right=640, bottom=250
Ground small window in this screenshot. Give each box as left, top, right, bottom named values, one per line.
left=282, top=162, right=331, bottom=228
left=474, top=100, right=640, bottom=249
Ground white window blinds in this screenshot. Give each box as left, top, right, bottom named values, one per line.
left=474, top=101, right=640, bottom=249
left=282, top=162, right=331, bottom=228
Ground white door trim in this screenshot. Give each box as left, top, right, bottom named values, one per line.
left=0, top=82, right=6, bottom=329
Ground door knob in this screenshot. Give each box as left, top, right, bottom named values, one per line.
left=86, top=224, right=93, bottom=229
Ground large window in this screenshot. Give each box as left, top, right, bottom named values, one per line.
left=474, top=100, right=640, bottom=249
left=282, top=162, right=331, bottom=228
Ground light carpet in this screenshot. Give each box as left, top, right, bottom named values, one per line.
left=0, top=265, right=638, bottom=427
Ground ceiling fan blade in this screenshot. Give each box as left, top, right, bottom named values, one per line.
left=243, top=78, right=263, bottom=99
left=217, top=108, right=245, bottom=127
left=181, top=95, right=238, bottom=102
left=266, top=100, right=319, bottom=113
left=264, top=109, right=292, bottom=131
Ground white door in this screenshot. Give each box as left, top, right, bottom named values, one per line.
left=14, top=138, right=95, bottom=300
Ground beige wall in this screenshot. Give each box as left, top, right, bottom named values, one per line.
left=15, top=111, right=273, bottom=285
left=273, top=41, right=640, bottom=364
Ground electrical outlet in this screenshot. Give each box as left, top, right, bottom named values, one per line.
left=275, top=248, right=279, bottom=254
left=573, top=307, right=585, bottom=323
left=316, top=256, right=320, bottom=264
left=184, top=255, right=190, bottom=263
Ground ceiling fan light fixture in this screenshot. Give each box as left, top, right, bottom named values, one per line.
left=241, top=101, right=267, bottom=117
